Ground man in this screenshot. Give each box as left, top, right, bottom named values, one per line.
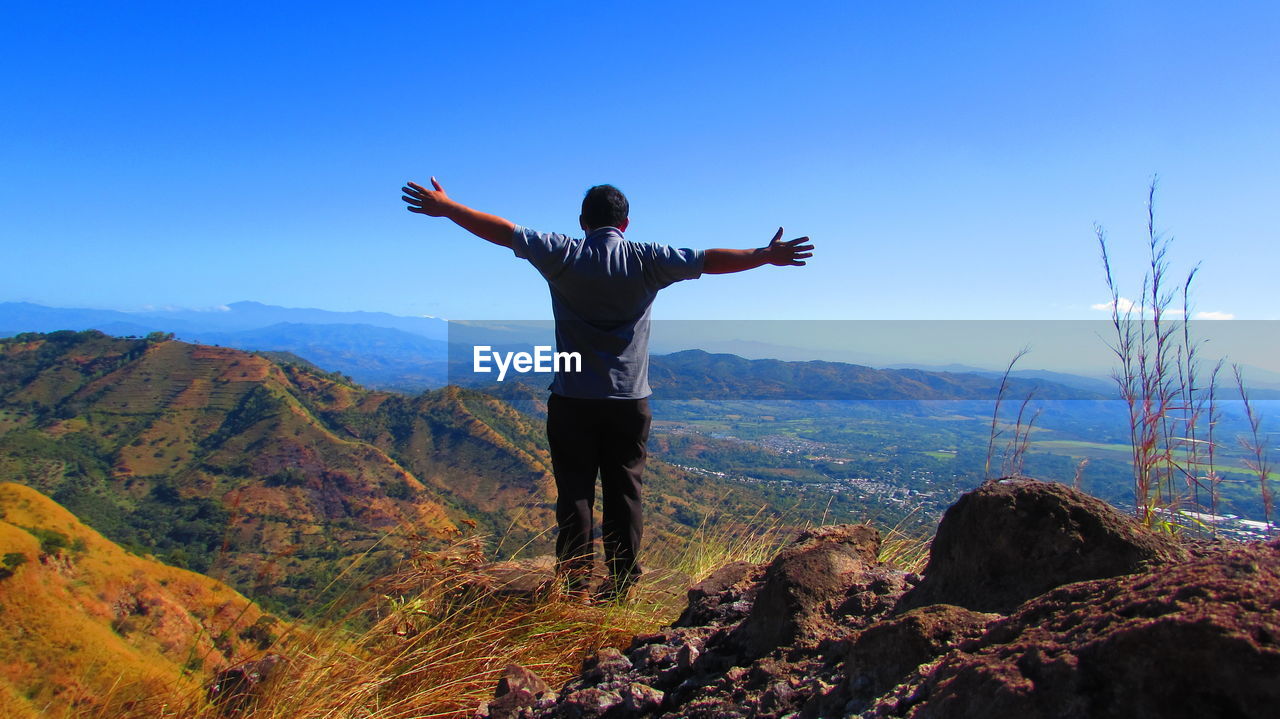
left=401, top=178, right=813, bottom=601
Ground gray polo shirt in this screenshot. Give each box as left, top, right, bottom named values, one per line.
left=511, top=225, right=705, bottom=399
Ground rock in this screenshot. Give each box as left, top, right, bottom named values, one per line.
left=866, top=541, right=1280, bottom=718
left=730, top=524, right=881, bottom=658
left=833, top=565, right=911, bottom=626
left=806, top=604, right=996, bottom=715
left=676, top=642, right=700, bottom=672
left=496, top=663, right=551, bottom=698
left=675, top=561, right=761, bottom=627
left=520, top=481, right=1278, bottom=719
left=581, top=647, right=632, bottom=682
left=456, top=556, right=559, bottom=604
left=898, top=478, right=1187, bottom=614
left=620, top=682, right=665, bottom=713
left=629, top=642, right=678, bottom=672
left=484, top=664, right=553, bottom=719
left=207, top=654, right=285, bottom=715
left=556, top=687, right=623, bottom=719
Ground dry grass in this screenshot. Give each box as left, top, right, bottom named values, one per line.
left=93, top=514, right=790, bottom=719
left=1097, top=182, right=1222, bottom=531
left=1096, top=182, right=1274, bottom=535
left=88, top=505, right=931, bottom=719
left=877, top=521, right=932, bottom=574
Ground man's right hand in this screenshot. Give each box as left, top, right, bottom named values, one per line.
left=400, top=176, right=517, bottom=248
left=401, top=177, right=455, bottom=216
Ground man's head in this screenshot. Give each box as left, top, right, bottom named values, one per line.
left=580, top=184, right=629, bottom=232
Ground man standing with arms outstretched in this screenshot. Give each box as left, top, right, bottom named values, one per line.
left=401, top=178, right=813, bottom=601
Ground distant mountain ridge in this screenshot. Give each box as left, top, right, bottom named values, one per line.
left=11, top=301, right=1277, bottom=400
left=190, top=322, right=449, bottom=390
left=0, top=300, right=449, bottom=339
left=0, top=301, right=452, bottom=391
left=648, top=350, right=1108, bottom=400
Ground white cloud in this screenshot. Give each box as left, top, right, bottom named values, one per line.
left=1194, top=310, right=1235, bottom=320
left=1090, top=297, right=1185, bottom=317
left=1091, top=297, right=1136, bottom=313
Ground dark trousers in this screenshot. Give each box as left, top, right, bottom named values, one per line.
left=546, top=393, right=651, bottom=591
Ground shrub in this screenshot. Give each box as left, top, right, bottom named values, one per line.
left=0, top=552, right=28, bottom=580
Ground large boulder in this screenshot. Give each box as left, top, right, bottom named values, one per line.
left=846, top=604, right=997, bottom=703
left=867, top=540, right=1280, bottom=718
left=674, top=560, right=762, bottom=628
left=800, top=604, right=997, bottom=718
left=729, top=524, right=882, bottom=659
left=898, top=477, right=1187, bottom=614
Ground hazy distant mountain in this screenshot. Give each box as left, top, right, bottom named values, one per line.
left=0, top=302, right=454, bottom=391
left=8, top=302, right=1275, bottom=399
left=189, top=321, right=449, bottom=390
left=884, top=362, right=1118, bottom=396
left=0, top=300, right=449, bottom=341
left=0, top=301, right=194, bottom=336
left=138, top=300, right=450, bottom=339
left=646, top=350, right=1107, bottom=401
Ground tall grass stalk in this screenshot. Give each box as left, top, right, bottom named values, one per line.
left=985, top=347, right=1033, bottom=480
left=1093, top=181, right=1269, bottom=532
left=1234, top=365, right=1274, bottom=529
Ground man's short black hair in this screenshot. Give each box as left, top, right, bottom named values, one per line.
left=581, top=184, right=629, bottom=231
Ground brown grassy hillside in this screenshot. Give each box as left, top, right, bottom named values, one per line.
left=0, top=482, right=274, bottom=719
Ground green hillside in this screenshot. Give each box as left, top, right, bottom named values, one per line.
left=0, top=331, right=460, bottom=613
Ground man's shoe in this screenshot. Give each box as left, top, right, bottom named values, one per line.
left=592, top=577, right=634, bottom=604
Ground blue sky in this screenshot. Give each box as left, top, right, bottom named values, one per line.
left=2, top=1, right=1278, bottom=322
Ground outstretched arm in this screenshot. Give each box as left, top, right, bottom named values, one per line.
left=703, top=228, right=814, bottom=274
left=401, top=177, right=516, bottom=249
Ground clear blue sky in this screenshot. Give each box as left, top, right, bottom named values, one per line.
left=2, top=1, right=1278, bottom=321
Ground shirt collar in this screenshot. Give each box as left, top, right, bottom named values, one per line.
left=585, top=226, right=624, bottom=241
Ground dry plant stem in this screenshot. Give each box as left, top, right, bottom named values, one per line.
left=1234, top=365, right=1274, bottom=530
left=1206, top=361, right=1224, bottom=518
left=1003, top=390, right=1041, bottom=478
left=1096, top=180, right=1223, bottom=531
left=985, top=347, right=1030, bottom=480
left=1098, top=223, right=1144, bottom=514
left=1177, top=266, right=1205, bottom=510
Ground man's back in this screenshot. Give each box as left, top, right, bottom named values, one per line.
left=511, top=225, right=704, bottom=399
left=400, top=176, right=812, bottom=601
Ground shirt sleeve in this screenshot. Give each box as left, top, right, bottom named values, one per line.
left=642, top=243, right=706, bottom=289
left=511, top=225, right=575, bottom=280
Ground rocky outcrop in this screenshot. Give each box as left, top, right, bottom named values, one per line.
left=477, top=481, right=1280, bottom=719
left=820, top=604, right=999, bottom=715
left=864, top=538, right=1280, bottom=718
left=729, top=524, right=886, bottom=658
left=897, top=477, right=1187, bottom=614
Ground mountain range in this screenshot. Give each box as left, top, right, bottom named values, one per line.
left=0, top=331, right=823, bottom=616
